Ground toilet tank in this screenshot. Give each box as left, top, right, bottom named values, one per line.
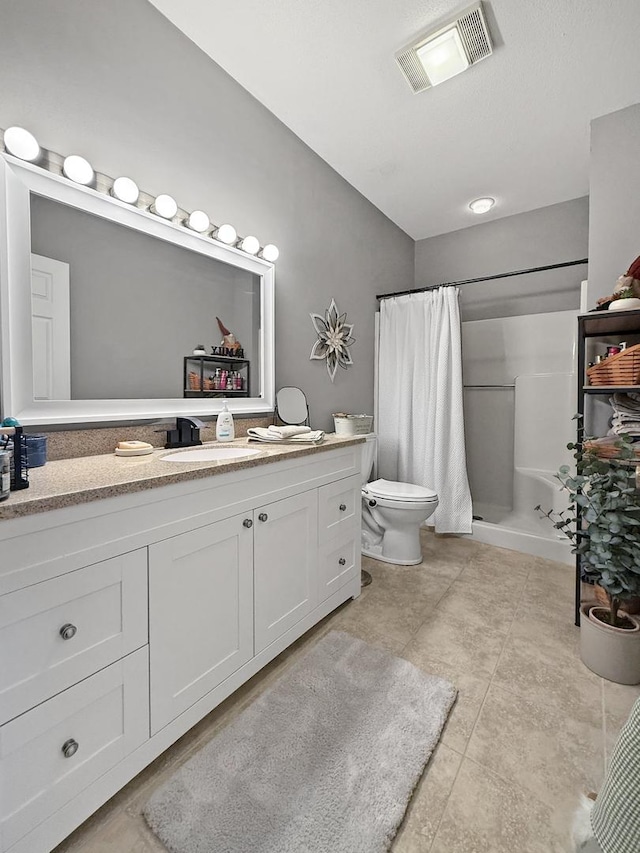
left=361, top=433, right=377, bottom=486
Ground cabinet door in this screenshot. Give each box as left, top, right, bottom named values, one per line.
left=149, top=515, right=253, bottom=734
left=254, top=490, right=318, bottom=654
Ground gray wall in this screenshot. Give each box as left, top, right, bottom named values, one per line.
left=588, top=103, right=640, bottom=305
left=414, top=197, right=589, bottom=321
left=31, top=195, right=259, bottom=400
left=0, top=0, right=414, bottom=429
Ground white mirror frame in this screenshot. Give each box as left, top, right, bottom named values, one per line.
left=0, top=155, right=275, bottom=425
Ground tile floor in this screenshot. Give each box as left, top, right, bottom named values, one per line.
left=54, top=531, right=640, bottom=853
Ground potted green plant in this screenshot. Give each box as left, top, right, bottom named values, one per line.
left=537, top=429, right=640, bottom=684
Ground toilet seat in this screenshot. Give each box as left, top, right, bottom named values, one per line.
left=364, top=478, right=438, bottom=503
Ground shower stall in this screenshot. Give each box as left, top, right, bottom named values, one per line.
left=462, top=309, right=577, bottom=564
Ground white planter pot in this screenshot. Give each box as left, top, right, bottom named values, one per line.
left=608, top=297, right=640, bottom=311
left=580, top=604, right=640, bottom=684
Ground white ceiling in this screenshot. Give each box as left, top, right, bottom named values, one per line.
left=150, top=0, right=640, bottom=240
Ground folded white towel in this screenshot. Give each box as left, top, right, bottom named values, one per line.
left=267, top=425, right=311, bottom=438
left=247, top=427, right=325, bottom=444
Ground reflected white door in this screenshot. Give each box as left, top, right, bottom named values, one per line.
left=30, top=254, right=71, bottom=400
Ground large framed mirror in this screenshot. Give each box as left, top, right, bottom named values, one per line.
left=0, top=155, right=275, bottom=425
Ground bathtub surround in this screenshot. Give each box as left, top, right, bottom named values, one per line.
left=377, top=288, right=472, bottom=534
left=143, top=630, right=456, bottom=853
left=462, top=310, right=576, bottom=564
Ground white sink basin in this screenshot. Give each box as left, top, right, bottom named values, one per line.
left=161, top=446, right=262, bottom=463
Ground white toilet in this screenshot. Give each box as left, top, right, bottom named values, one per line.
left=361, top=434, right=438, bottom=565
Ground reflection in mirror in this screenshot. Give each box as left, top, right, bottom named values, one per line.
left=29, top=194, right=261, bottom=401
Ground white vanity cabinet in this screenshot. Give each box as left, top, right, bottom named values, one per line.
left=0, top=443, right=362, bottom=853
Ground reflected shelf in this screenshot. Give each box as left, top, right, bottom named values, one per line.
left=583, top=385, right=640, bottom=393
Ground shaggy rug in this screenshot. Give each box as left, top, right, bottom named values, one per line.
left=143, top=630, right=456, bottom=853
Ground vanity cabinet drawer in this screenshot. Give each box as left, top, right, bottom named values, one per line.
left=319, top=534, right=359, bottom=601
left=0, top=550, right=148, bottom=725
left=318, top=476, right=360, bottom=544
left=0, top=646, right=149, bottom=852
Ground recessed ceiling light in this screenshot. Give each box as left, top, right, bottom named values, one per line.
left=469, top=197, right=495, bottom=214
left=416, top=27, right=469, bottom=87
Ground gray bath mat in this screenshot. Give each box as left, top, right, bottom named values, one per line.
left=143, top=630, right=456, bottom=853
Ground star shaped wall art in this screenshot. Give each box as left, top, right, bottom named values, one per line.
left=309, top=298, right=356, bottom=382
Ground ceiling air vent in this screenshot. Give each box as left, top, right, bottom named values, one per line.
left=395, top=2, right=493, bottom=94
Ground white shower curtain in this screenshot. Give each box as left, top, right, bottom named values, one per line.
left=377, top=287, right=472, bottom=534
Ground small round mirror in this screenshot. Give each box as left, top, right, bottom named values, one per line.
left=276, top=387, right=309, bottom=425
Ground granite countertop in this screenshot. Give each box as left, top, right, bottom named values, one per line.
left=0, top=434, right=365, bottom=520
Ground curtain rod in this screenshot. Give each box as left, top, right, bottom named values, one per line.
left=375, top=258, right=589, bottom=301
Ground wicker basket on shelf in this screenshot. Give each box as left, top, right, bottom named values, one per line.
left=584, top=438, right=640, bottom=462
left=188, top=371, right=201, bottom=391
left=586, top=343, right=640, bottom=386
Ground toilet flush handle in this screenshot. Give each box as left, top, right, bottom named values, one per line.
left=368, top=499, right=377, bottom=507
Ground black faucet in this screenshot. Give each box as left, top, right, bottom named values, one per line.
left=164, top=417, right=204, bottom=449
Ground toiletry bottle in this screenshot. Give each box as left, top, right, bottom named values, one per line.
left=216, top=402, right=235, bottom=442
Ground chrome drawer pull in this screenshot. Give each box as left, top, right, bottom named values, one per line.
left=338, top=557, right=346, bottom=566
left=258, top=513, right=268, bottom=522
left=62, top=738, right=79, bottom=758
left=243, top=518, right=253, bottom=528
left=59, top=623, right=77, bottom=641
left=339, top=503, right=347, bottom=512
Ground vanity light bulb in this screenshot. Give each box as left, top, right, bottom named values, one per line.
left=186, top=210, right=210, bottom=233
left=63, top=155, right=95, bottom=186
left=111, top=176, right=139, bottom=204
left=3, top=126, right=40, bottom=162
left=261, top=244, right=280, bottom=262
left=239, top=235, right=260, bottom=255
left=216, top=223, right=237, bottom=245
left=152, top=194, right=178, bottom=220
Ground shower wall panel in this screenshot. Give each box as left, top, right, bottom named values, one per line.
left=462, top=310, right=578, bottom=524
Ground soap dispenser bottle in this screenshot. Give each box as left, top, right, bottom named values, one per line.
left=216, top=402, right=235, bottom=442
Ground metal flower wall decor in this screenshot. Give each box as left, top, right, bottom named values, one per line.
left=309, top=298, right=356, bottom=382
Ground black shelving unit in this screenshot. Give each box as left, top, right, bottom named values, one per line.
left=183, top=355, right=251, bottom=398
left=575, top=308, right=640, bottom=624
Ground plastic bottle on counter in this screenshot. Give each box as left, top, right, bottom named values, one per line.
left=216, top=402, right=235, bottom=442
